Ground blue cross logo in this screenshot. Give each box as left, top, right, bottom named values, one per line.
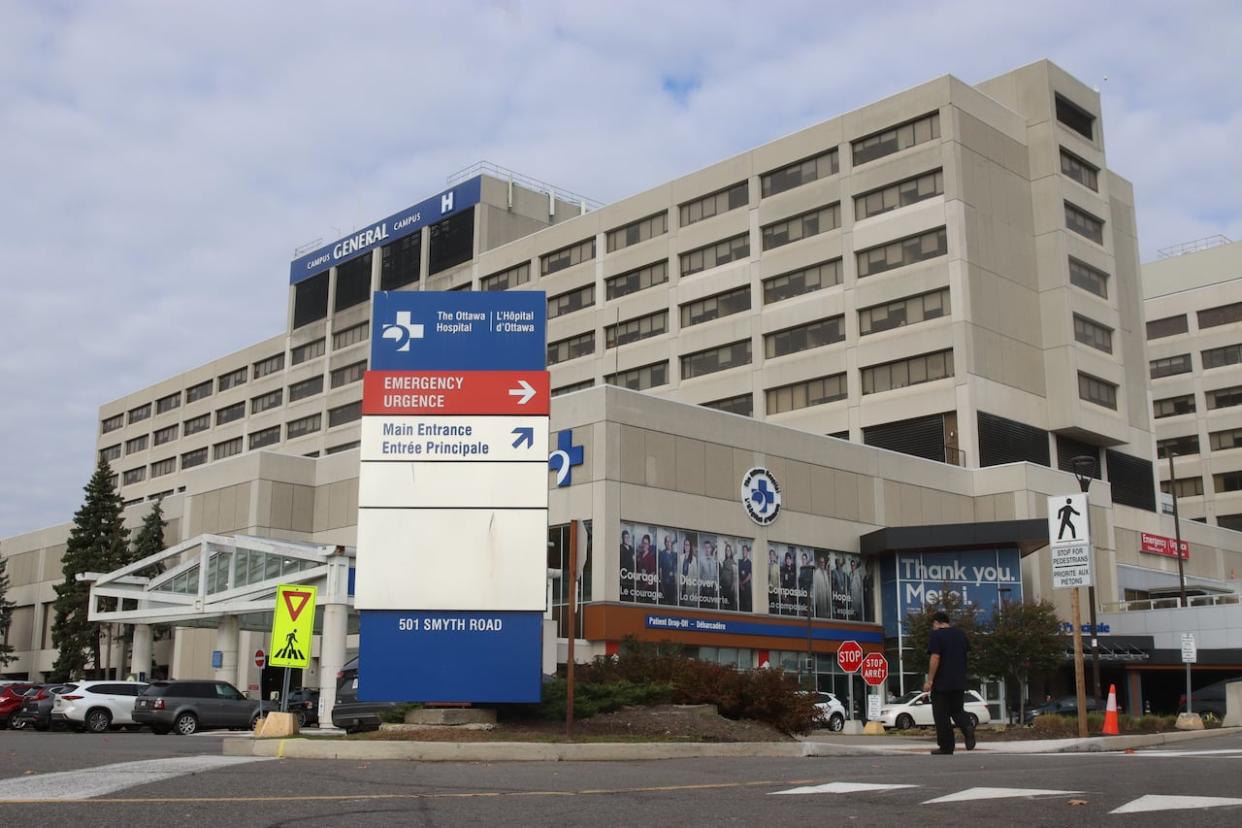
left=750, top=478, right=775, bottom=514
left=548, top=429, right=585, bottom=487
left=740, top=467, right=781, bottom=525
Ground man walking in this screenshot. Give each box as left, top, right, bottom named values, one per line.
left=923, top=610, right=975, bottom=755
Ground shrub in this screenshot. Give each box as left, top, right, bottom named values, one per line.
left=531, top=678, right=675, bottom=722
left=378, top=703, right=422, bottom=724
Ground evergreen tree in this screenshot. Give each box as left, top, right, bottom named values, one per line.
left=902, top=587, right=982, bottom=679
left=129, top=497, right=167, bottom=578
left=975, top=599, right=1063, bottom=725
left=49, top=458, right=130, bottom=681
left=0, top=556, right=15, bottom=667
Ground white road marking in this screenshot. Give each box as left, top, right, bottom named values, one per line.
left=923, top=787, right=1083, bottom=804
left=771, top=782, right=919, bottom=796
left=1129, top=749, right=1242, bottom=757
left=1111, top=794, right=1242, bottom=814
left=0, top=756, right=274, bottom=801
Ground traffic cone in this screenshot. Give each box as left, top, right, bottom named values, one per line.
left=1102, top=684, right=1120, bottom=735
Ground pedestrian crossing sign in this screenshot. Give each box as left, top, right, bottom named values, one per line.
left=269, top=584, right=318, bottom=669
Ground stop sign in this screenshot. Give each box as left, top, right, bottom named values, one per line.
left=255, top=650, right=266, bottom=669
left=837, top=641, right=863, bottom=673
left=860, top=652, right=889, bottom=686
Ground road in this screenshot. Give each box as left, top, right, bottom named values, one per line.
left=1, top=729, right=1241, bottom=827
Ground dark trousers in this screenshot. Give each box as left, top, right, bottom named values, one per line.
left=930, top=689, right=972, bottom=753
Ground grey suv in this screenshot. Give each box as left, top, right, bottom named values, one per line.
left=133, top=680, right=264, bottom=735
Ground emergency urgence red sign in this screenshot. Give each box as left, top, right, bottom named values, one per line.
left=860, top=652, right=889, bottom=686
left=1140, top=532, right=1189, bottom=560
left=362, top=370, right=550, bottom=416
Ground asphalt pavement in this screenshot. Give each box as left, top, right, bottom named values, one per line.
left=1, top=729, right=1241, bottom=827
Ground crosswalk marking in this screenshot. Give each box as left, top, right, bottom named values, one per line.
left=922, top=787, right=1083, bottom=804
left=1127, top=749, right=1242, bottom=757
left=0, top=756, right=274, bottom=802
left=1111, top=795, right=1242, bottom=814
left=771, top=782, right=918, bottom=796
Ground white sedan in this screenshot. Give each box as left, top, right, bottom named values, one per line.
left=874, top=690, right=991, bottom=730
left=800, top=691, right=848, bottom=731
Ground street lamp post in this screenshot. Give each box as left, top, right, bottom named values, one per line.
left=1167, top=453, right=1188, bottom=608
left=1071, top=456, right=1102, bottom=705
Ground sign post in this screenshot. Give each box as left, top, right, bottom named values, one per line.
left=837, top=641, right=863, bottom=720
left=269, top=584, right=318, bottom=712
left=1182, top=633, right=1197, bottom=715
left=1048, top=493, right=1091, bottom=738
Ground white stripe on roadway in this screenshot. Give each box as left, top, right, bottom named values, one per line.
left=1111, top=794, right=1242, bottom=814
left=0, top=756, right=274, bottom=801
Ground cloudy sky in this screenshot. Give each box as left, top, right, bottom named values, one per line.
left=1, top=1, right=1240, bottom=538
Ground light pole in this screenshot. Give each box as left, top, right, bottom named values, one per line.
left=1070, top=456, right=1101, bottom=705
left=1166, top=453, right=1188, bottom=608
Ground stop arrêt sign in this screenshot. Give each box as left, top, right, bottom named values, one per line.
left=836, top=640, right=864, bottom=673
left=255, top=650, right=266, bottom=669
left=860, top=652, right=889, bottom=686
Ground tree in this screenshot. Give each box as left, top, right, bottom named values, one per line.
left=0, top=556, right=15, bottom=668
left=129, top=497, right=167, bottom=578
left=902, top=586, right=982, bottom=679
left=49, top=458, right=130, bottom=681
left=975, top=599, right=1063, bottom=725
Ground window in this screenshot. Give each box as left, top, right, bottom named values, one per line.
left=680, top=340, right=752, bottom=379
left=213, top=437, right=242, bottom=460
left=292, top=271, right=329, bottom=328
left=218, top=367, right=247, bottom=391
left=1149, top=354, right=1192, bottom=379
left=155, top=392, right=181, bottom=415
left=606, top=212, right=668, bottom=252
left=765, top=373, right=847, bottom=414
left=1208, top=385, right=1242, bottom=410
left=250, top=389, right=283, bottom=415
left=1199, top=301, right=1242, bottom=329
left=605, top=361, right=668, bottom=390
left=448, top=281, right=472, bottom=292
left=125, top=435, right=148, bottom=454
left=1068, top=257, right=1108, bottom=298
left=380, top=233, right=421, bottom=291
left=764, top=316, right=845, bottom=358
left=854, top=169, right=944, bottom=220
left=154, top=424, right=179, bottom=445
left=761, top=203, right=840, bottom=251
left=680, top=233, right=749, bottom=277
left=1157, top=435, right=1200, bottom=458
left=184, top=414, right=210, bottom=436
left=1203, top=344, right=1242, bottom=370
left=186, top=380, right=213, bottom=403
left=1146, top=314, right=1188, bottom=339
left=606, top=261, right=668, bottom=300
left=333, top=322, right=368, bottom=350
left=326, top=441, right=361, bottom=455
left=288, top=375, right=324, bottom=402
left=861, top=349, right=954, bottom=395
left=334, top=252, right=371, bottom=312
left=480, top=262, right=531, bottom=292
left=128, top=403, right=151, bottom=424
left=181, top=447, right=208, bottom=469
left=123, top=467, right=146, bottom=486
left=1073, top=314, right=1113, bottom=353
left=101, top=414, right=124, bottom=434
left=763, top=259, right=842, bottom=304
left=249, top=426, right=280, bottom=450
left=547, top=283, right=594, bottom=319
left=1154, top=394, right=1196, bottom=418
left=291, top=338, right=325, bottom=365
left=541, top=237, right=595, bottom=276
left=253, top=353, right=285, bottom=379
left=216, top=402, right=245, bottom=425
left=851, top=111, right=940, bottom=166
left=1210, top=428, right=1242, bottom=451
left=856, top=227, right=947, bottom=278
left=428, top=209, right=475, bottom=275
left=760, top=148, right=839, bottom=197
left=330, top=360, right=366, bottom=388
left=1055, top=94, right=1094, bottom=140
left=1162, top=477, right=1204, bottom=498
left=548, top=331, right=596, bottom=364
left=859, top=287, right=950, bottom=335
left=606, top=311, right=667, bottom=349
left=328, top=401, right=362, bottom=428
left=151, top=457, right=177, bottom=477
left=286, top=413, right=322, bottom=440
left=702, top=394, right=753, bottom=417
left=680, top=285, right=751, bottom=327
left=1060, top=149, right=1099, bottom=191
left=552, top=379, right=594, bottom=397
left=1065, top=202, right=1104, bottom=244
left=100, top=444, right=121, bottom=462
left=679, top=182, right=748, bottom=226
left=1078, top=372, right=1117, bottom=409
left=1216, top=471, right=1242, bottom=493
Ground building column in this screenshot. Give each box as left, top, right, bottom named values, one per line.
left=214, top=616, right=239, bottom=684
left=130, top=624, right=153, bottom=681
left=317, top=603, right=348, bottom=728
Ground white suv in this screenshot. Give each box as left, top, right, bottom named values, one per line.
left=51, top=681, right=149, bottom=733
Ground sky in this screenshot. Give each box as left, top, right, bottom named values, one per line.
left=1, top=0, right=1240, bottom=539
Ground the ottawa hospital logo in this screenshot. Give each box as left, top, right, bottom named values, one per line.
left=381, top=311, right=425, bottom=352
left=740, top=467, right=782, bottom=526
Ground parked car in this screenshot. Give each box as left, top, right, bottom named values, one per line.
left=284, top=687, right=320, bottom=727
left=1178, top=678, right=1238, bottom=719
left=875, top=690, right=992, bottom=729
left=331, top=655, right=399, bottom=733
left=798, top=691, right=847, bottom=731
left=10, top=684, right=76, bottom=731
left=51, top=681, right=149, bottom=732
left=0, top=683, right=38, bottom=728
left=133, top=680, right=266, bottom=735
left=1023, top=694, right=1103, bottom=725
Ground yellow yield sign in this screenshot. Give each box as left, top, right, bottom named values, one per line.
left=269, top=584, right=318, bottom=670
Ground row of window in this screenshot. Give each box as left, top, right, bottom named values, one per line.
left=1150, top=344, right=1242, bottom=379
left=1155, top=385, right=1242, bottom=419
left=1147, top=301, right=1242, bottom=340
left=1156, top=427, right=1242, bottom=459
left=1161, top=472, right=1242, bottom=498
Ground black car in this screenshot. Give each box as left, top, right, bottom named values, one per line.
left=133, top=680, right=267, bottom=735
left=285, top=687, right=320, bottom=727
left=1179, top=679, right=1238, bottom=718
left=1024, top=694, right=1103, bottom=724
left=330, top=655, right=400, bottom=733
left=10, top=684, right=76, bottom=731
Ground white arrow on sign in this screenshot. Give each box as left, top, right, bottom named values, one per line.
left=508, top=380, right=536, bottom=405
